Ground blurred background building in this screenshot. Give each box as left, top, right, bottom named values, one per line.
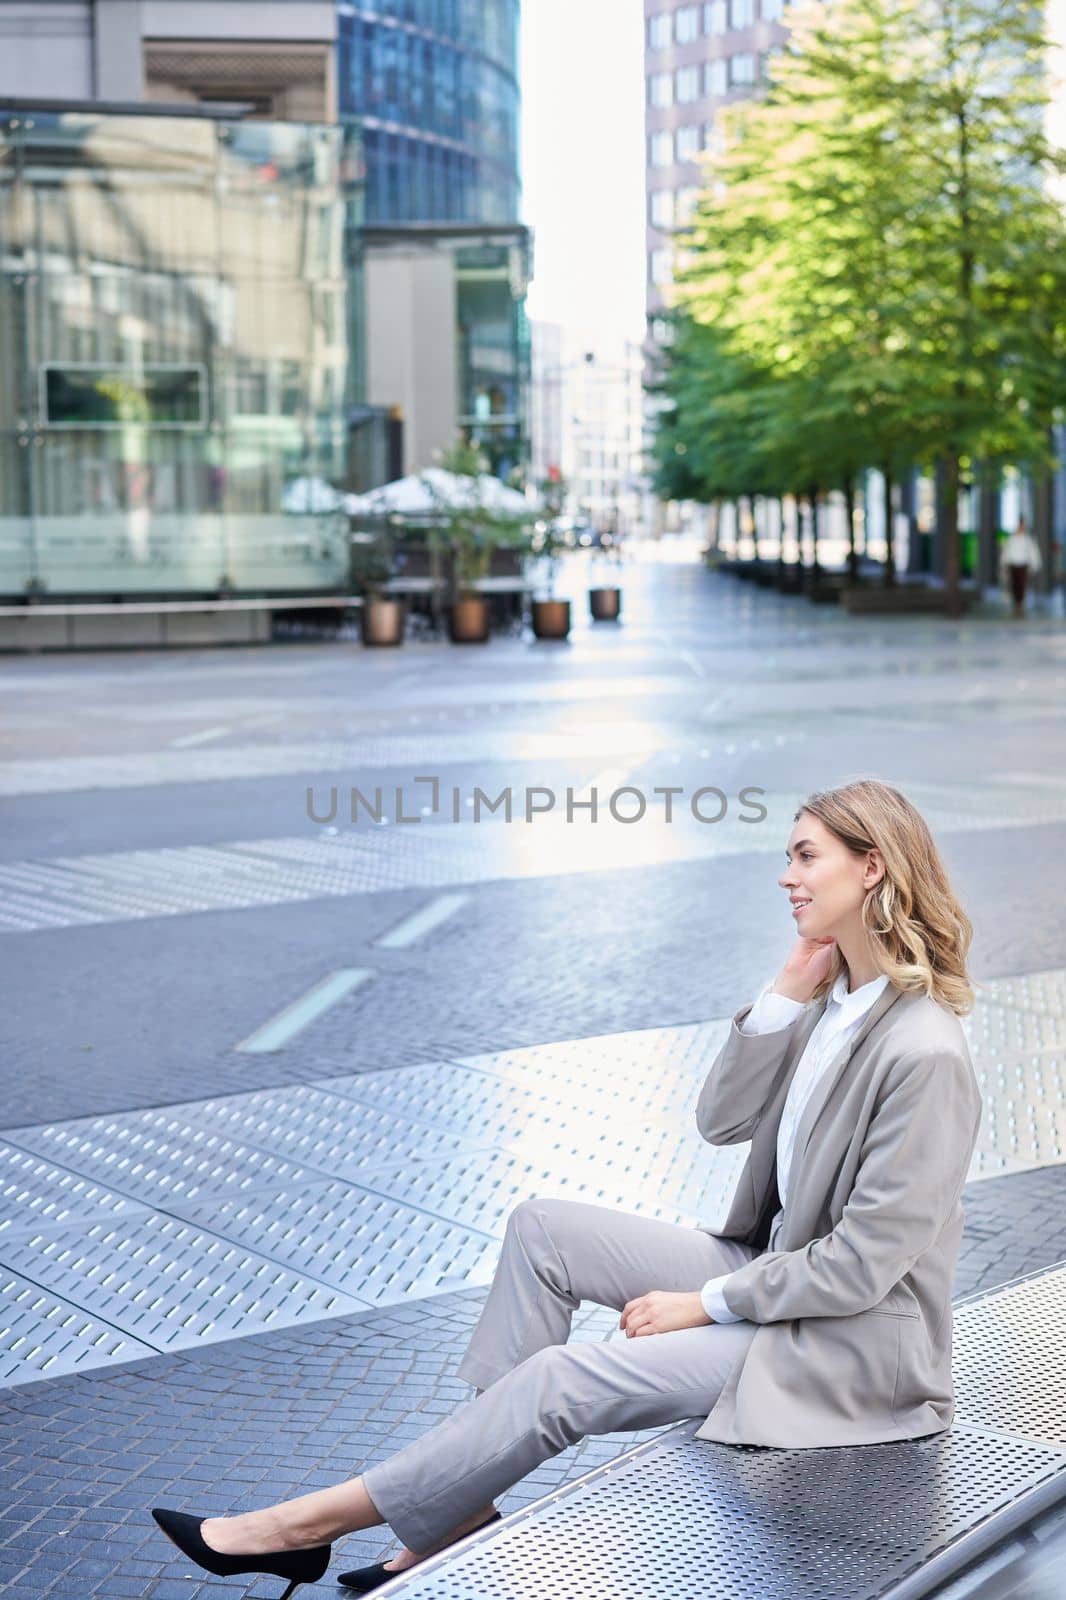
left=643, top=0, right=788, bottom=537
left=337, top=0, right=520, bottom=225
left=530, top=324, right=645, bottom=537
left=0, top=0, right=530, bottom=602
left=644, top=0, right=786, bottom=325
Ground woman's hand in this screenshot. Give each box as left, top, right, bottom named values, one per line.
left=772, top=936, right=837, bottom=1004
left=619, top=1290, right=712, bottom=1337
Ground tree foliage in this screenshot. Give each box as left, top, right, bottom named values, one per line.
left=653, top=0, right=1066, bottom=613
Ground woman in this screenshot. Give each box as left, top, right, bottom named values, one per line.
left=151, top=778, right=983, bottom=1598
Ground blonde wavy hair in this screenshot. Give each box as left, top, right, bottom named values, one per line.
left=796, top=780, right=975, bottom=1016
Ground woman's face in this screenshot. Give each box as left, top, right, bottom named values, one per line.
left=778, top=811, right=884, bottom=940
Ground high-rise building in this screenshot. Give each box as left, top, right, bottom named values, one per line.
left=337, top=3, right=529, bottom=478
left=0, top=1, right=338, bottom=117
left=337, top=0, right=521, bottom=224
left=644, top=0, right=788, bottom=330
left=642, top=0, right=788, bottom=531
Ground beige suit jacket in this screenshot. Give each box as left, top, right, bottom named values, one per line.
left=693, top=980, right=983, bottom=1448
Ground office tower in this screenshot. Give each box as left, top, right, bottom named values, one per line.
left=338, top=0, right=521, bottom=223
left=644, top=0, right=787, bottom=330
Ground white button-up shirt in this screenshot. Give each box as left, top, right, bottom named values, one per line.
left=699, top=969, right=890, bottom=1324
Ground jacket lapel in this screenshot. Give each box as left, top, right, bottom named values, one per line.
left=782, top=980, right=906, bottom=1208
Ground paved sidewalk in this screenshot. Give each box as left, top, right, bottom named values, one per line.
left=1, top=542, right=1064, bottom=1596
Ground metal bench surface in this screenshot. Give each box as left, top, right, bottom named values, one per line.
left=375, top=1260, right=1066, bottom=1600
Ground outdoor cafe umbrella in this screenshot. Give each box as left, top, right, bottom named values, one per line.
left=282, top=475, right=346, bottom=513
left=343, top=468, right=540, bottom=518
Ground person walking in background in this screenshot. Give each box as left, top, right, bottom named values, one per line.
left=999, top=514, right=1042, bottom=618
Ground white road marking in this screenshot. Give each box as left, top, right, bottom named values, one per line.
left=235, top=969, right=373, bottom=1053
left=171, top=726, right=230, bottom=748
left=375, top=892, right=470, bottom=948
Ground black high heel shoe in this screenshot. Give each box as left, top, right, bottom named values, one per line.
left=152, top=1507, right=331, bottom=1598
left=336, top=1510, right=502, bottom=1593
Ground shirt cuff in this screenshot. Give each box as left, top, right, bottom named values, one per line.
left=700, top=1275, right=744, bottom=1324
left=740, top=980, right=806, bottom=1036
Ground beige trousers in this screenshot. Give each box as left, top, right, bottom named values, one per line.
left=360, top=1196, right=759, bottom=1552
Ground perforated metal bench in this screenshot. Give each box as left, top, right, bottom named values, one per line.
left=376, top=1259, right=1066, bottom=1599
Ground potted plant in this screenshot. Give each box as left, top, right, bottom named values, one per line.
left=350, top=532, right=405, bottom=647
left=529, top=470, right=572, bottom=640
left=589, top=515, right=623, bottom=622
left=425, top=441, right=535, bottom=644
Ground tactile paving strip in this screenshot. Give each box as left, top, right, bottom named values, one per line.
left=9, top=773, right=1066, bottom=933
left=0, top=1267, right=157, bottom=1384
left=316, top=1020, right=734, bottom=1136
left=963, top=1000, right=1065, bottom=1056
left=968, top=1053, right=1065, bottom=1171
left=376, top=1266, right=1066, bottom=1600
left=169, top=1179, right=502, bottom=1300
left=8, top=1109, right=325, bottom=1207
left=0, top=722, right=676, bottom=799
left=0, top=805, right=795, bottom=933
left=155, top=1083, right=492, bottom=1179
left=0, top=1210, right=366, bottom=1351
left=0, top=980, right=1061, bottom=1390
left=0, top=1140, right=148, bottom=1242
left=348, top=1145, right=727, bottom=1239
left=979, top=969, right=1066, bottom=1018
left=310, top=1075, right=745, bottom=1221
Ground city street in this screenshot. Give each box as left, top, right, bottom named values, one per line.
left=2, top=543, right=1065, bottom=1596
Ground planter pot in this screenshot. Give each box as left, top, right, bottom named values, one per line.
left=531, top=598, right=571, bottom=640
left=360, top=597, right=406, bottom=647
left=589, top=586, right=621, bottom=621
left=449, top=596, right=491, bottom=643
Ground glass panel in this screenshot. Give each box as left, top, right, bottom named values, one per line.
left=0, top=109, right=359, bottom=596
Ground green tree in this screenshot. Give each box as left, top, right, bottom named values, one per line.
left=663, top=0, right=1066, bottom=615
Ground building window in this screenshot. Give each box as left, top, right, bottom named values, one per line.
left=705, top=58, right=727, bottom=96
left=649, top=72, right=673, bottom=108
left=650, top=129, right=675, bottom=167
left=676, top=185, right=700, bottom=224
left=676, top=64, right=701, bottom=103
left=729, top=52, right=756, bottom=84
left=704, top=0, right=727, bottom=35
left=651, top=315, right=675, bottom=344
left=676, top=4, right=700, bottom=42
left=761, top=0, right=785, bottom=17
left=650, top=189, right=676, bottom=228
left=730, top=0, right=755, bottom=26
left=650, top=248, right=673, bottom=284
left=676, top=123, right=701, bottom=161
left=648, top=12, right=673, bottom=48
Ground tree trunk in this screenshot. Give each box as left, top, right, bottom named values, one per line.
left=882, top=465, right=896, bottom=587
left=745, top=494, right=759, bottom=563
left=843, top=474, right=859, bottom=585
left=943, top=452, right=962, bottom=618
left=710, top=500, right=721, bottom=551
left=808, top=485, right=821, bottom=577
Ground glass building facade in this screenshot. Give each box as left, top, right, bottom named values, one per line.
left=338, top=0, right=521, bottom=223
left=456, top=237, right=530, bottom=478
left=0, top=108, right=363, bottom=598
